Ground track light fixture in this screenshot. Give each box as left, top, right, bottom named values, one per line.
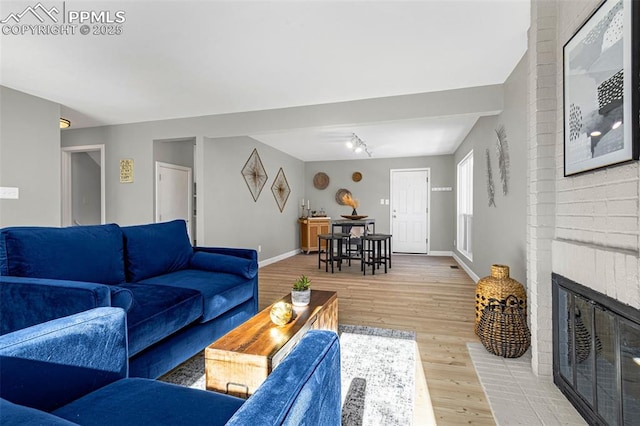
left=345, top=133, right=372, bottom=157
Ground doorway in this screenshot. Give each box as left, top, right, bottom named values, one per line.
left=155, top=162, right=193, bottom=242
left=390, top=168, right=430, bottom=254
left=61, top=145, right=106, bottom=226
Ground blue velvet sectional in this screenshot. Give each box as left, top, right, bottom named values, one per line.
left=0, top=220, right=258, bottom=378
left=0, top=307, right=342, bottom=425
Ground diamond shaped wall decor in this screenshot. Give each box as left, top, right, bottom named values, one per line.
left=241, top=148, right=268, bottom=202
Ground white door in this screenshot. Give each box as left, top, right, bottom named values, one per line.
left=391, top=169, right=429, bottom=253
left=155, top=162, right=193, bottom=241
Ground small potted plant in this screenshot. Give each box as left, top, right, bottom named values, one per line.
left=291, top=274, right=311, bottom=306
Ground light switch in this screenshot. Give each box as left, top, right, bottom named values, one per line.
left=0, top=187, right=19, bottom=199
left=384, top=199, right=389, bottom=205
left=380, top=199, right=384, bottom=205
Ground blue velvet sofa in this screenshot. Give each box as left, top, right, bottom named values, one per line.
left=0, top=307, right=342, bottom=425
left=0, top=220, right=258, bottom=378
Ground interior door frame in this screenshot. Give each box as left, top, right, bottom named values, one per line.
left=61, top=144, right=106, bottom=226
left=389, top=167, right=431, bottom=254
left=155, top=161, right=193, bottom=241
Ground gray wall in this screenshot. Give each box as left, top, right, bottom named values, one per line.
left=203, top=136, right=304, bottom=261
left=71, top=152, right=101, bottom=225
left=453, top=55, right=528, bottom=284
left=60, top=85, right=502, bottom=259
left=0, top=86, right=61, bottom=227
left=304, top=156, right=455, bottom=252
left=153, top=138, right=195, bottom=169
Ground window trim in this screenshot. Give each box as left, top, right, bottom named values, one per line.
left=457, top=150, right=473, bottom=261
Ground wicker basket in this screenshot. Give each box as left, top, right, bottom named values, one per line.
left=475, top=264, right=526, bottom=335
left=477, top=295, right=531, bottom=358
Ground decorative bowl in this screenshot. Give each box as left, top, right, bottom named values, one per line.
left=341, top=215, right=368, bottom=220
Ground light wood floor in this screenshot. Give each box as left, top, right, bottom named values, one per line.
left=258, top=253, right=495, bottom=426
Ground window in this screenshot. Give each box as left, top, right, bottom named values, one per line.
left=457, top=150, right=473, bottom=260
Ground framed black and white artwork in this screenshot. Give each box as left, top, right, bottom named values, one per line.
left=563, top=0, right=639, bottom=176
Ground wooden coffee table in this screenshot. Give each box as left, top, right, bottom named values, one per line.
left=205, top=290, right=338, bottom=398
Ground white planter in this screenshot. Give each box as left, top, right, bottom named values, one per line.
left=291, top=289, right=311, bottom=306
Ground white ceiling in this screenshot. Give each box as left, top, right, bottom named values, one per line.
left=0, top=0, right=530, bottom=160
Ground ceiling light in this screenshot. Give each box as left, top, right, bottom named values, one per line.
left=612, top=120, right=622, bottom=130
left=346, top=133, right=372, bottom=157
left=590, top=130, right=601, bottom=137
left=60, top=118, right=71, bottom=129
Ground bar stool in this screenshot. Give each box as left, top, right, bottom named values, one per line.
left=361, top=234, right=389, bottom=275
left=317, top=233, right=349, bottom=273
left=374, top=233, right=392, bottom=269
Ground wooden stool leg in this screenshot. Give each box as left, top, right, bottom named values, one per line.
left=362, top=238, right=367, bottom=276
left=382, top=238, right=388, bottom=273
left=329, top=239, right=334, bottom=273
left=318, top=236, right=322, bottom=269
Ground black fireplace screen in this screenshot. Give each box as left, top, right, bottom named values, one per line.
left=553, top=273, right=640, bottom=425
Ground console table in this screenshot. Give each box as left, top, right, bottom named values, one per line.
left=298, top=217, right=330, bottom=253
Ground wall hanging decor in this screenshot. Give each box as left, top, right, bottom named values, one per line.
left=313, top=172, right=329, bottom=190
left=271, top=167, right=291, bottom=212
left=119, top=159, right=134, bottom=183
left=352, top=171, right=362, bottom=182
left=241, top=148, right=268, bottom=202
left=495, top=125, right=510, bottom=195
left=563, top=0, right=639, bottom=176
left=486, top=149, right=496, bottom=207
left=335, top=188, right=352, bottom=205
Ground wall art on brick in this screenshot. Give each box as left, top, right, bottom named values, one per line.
left=563, top=0, right=639, bottom=176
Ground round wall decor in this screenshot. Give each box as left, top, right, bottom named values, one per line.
left=313, top=172, right=330, bottom=190
left=352, top=171, right=362, bottom=182
left=335, top=188, right=352, bottom=205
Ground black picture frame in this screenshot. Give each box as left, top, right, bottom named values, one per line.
left=563, top=0, right=639, bottom=176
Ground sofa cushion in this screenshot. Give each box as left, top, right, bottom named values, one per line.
left=122, top=220, right=193, bottom=282
left=53, top=378, right=243, bottom=426
left=138, top=269, right=255, bottom=322
left=189, top=252, right=257, bottom=279
left=0, top=224, right=125, bottom=285
left=109, top=286, right=134, bottom=312
left=0, top=398, right=77, bottom=425
left=120, top=283, right=203, bottom=356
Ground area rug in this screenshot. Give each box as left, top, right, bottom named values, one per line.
left=159, top=325, right=416, bottom=426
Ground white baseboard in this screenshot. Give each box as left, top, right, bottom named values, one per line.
left=452, top=253, right=480, bottom=283
left=428, top=251, right=453, bottom=257
left=259, top=249, right=301, bottom=268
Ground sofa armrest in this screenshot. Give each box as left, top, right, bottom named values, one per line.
left=0, top=276, right=116, bottom=335
left=225, top=330, right=341, bottom=426
left=193, top=246, right=258, bottom=262
left=0, top=307, right=128, bottom=412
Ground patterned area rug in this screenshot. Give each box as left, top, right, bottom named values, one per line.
left=159, top=325, right=416, bottom=426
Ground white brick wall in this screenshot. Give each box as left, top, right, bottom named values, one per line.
left=527, top=0, right=558, bottom=377
left=526, top=0, right=640, bottom=379
left=552, top=0, right=640, bottom=310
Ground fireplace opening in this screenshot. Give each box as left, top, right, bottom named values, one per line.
left=553, top=273, right=640, bottom=425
